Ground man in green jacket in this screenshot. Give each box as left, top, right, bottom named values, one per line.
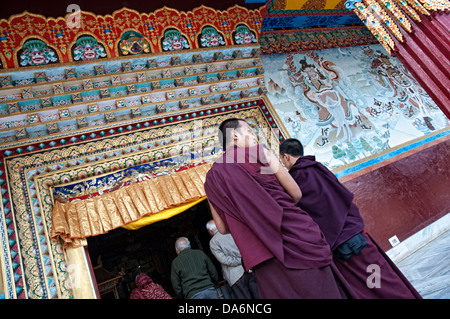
left=170, top=236, right=219, bottom=299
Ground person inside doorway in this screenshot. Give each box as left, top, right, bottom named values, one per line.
left=206, top=220, right=259, bottom=299
left=130, top=273, right=172, bottom=299
left=170, top=236, right=219, bottom=299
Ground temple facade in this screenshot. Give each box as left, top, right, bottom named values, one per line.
left=0, top=1, right=448, bottom=299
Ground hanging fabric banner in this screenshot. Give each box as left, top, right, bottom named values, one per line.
left=51, top=163, right=212, bottom=247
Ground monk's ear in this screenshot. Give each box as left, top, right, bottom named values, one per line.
left=285, top=153, right=294, bottom=164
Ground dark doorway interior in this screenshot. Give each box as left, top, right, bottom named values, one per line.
left=86, top=200, right=222, bottom=299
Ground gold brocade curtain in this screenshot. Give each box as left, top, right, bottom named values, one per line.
left=51, top=163, right=212, bottom=247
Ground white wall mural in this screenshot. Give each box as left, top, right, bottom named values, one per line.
left=261, top=44, right=450, bottom=169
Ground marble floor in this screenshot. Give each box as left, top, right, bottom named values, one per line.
left=395, top=229, right=450, bottom=299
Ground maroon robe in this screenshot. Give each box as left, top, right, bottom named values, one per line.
left=204, top=144, right=355, bottom=299
left=289, top=156, right=422, bottom=299
left=289, top=156, right=364, bottom=250
left=333, top=233, right=422, bottom=299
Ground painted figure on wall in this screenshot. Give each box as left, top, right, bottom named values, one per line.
left=119, top=30, right=151, bottom=55
left=161, top=29, right=190, bottom=51
left=282, top=53, right=373, bottom=147
left=365, top=48, right=439, bottom=129
left=199, top=26, right=225, bottom=48
left=19, top=39, right=58, bottom=67
left=72, top=36, right=107, bottom=61
left=234, top=25, right=257, bottom=45
left=262, top=45, right=449, bottom=169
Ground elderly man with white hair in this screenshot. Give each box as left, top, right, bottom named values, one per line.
left=207, top=220, right=260, bottom=299
left=170, top=236, right=219, bottom=299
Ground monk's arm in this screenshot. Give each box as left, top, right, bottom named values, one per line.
left=208, top=201, right=230, bottom=234
left=263, top=148, right=302, bottom=204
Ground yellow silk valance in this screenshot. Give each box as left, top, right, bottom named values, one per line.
left=51, top=163, right=212, bottom=247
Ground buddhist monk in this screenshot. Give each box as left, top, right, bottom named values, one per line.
left=279, top=138, right=422, bottom=299
left=204, top=118, right=356, bottom=299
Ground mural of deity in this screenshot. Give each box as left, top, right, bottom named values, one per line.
left=199, top=26, right=225, bottom=48
left=282, top=53, right=373, bottom=147
left=19, top=39, right=58, bottom=66
left=72, top=36, right=107, bottom=61
left=234, top=25, right=257, bottom=45
left=161, top=29, right=190, bottom=51
left=119, top=30, right=151, bottom=55
left=365, top=47, right=438, bottom=120
left=262, top=45, right=449, bottom=169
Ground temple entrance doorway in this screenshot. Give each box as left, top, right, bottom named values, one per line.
left=86, top=199, right=222, bottom=299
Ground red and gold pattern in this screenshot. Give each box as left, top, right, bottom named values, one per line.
left=0, top=5, right=264, bottom=69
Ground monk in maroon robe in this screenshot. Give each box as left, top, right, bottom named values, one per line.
left=204, top=118, right=356, bottom=299
left=279, top=138, right=421, bottom=299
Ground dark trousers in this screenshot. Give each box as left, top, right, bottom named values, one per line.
left=231, top=272, right=260, bottom=299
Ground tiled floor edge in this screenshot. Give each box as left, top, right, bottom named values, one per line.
left=386, top=212, right=450, bottom=264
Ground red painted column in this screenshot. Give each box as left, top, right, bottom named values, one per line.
left=392, top=12, right=450, bottom=119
